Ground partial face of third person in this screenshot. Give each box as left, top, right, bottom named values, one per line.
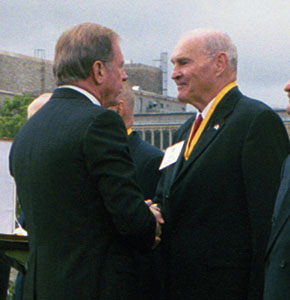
left=285, top=80, right=290, bottom=115
left=171, top=35, right=216, bottom=108
left=102, top=41, right=128, bottom=108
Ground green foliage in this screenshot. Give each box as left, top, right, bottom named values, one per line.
left=0, top=94, right=33, bottom=139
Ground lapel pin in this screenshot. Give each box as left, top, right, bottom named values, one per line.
left=213, top=124, right=220, bottom=130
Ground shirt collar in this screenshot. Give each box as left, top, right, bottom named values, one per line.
left=198, top=81, right=237, bottom=120
left=58, top=85, right=101, bottom=106
left=197, top=98, right=215, bottom=120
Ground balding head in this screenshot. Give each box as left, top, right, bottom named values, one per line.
left=108, top=82, right=135, bottom=129
left=180, top=29, right=238, bottom=72
left=171, top=28, right=238, bottom=111
left=27, top=93, right=52, bottom=119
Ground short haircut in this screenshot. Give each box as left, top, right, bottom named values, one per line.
left=184, top=29, right=238, bottom=72
left=53, top=23, right=119, bottom=86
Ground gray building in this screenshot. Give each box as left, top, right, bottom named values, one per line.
left=0, top=50, right=55, bottom=97
left=0, top=50, right=289, bottom=149
left=0, top=50, right=186, bottom=113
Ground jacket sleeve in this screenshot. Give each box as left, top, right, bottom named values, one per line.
left=83, top=109, right=156, bottom=250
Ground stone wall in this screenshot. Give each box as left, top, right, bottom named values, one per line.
left=0, top=51, right=185, bottom=112
left=0, top=52, right=163, bottom=97
left=124, top=63, right=162, bottom=94
left=0, top=51, right=55, bottom=97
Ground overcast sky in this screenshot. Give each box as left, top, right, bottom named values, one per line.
left=1, top=0, right=289, bottom=109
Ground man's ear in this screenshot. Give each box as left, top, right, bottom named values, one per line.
left=92, top=61, right=106, bottom=84
left=117, top=100, right=125, bottom=116
left=215, top=52, right=228, bottom=76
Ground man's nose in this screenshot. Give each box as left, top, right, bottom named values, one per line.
left=171, top=67, right=181, bottom=80
left=122, top=69, right=128, bottom=82
left=284, top=80, right=290, bottom=93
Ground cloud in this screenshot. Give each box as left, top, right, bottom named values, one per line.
left=1, top=0, right=289, bottom=108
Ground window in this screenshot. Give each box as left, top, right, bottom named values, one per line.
left=163, top=130, right=169, bottom=149
left=145, top=130, right=152, bottom=144
left=154, top=130, right=160, bottom=148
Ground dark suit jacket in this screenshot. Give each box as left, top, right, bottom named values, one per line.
left=128, top=131, right=163, bottom=199
left=128, top=131, right=163, bottom=300
left=9, top=88, right=156, bottom=300
left=264, top=155, right=290, bottom=300
left=154, top=87, right=290, bottom=300
left=0, top=263, right=9, bottom=300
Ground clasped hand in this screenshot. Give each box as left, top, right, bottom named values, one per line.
left=145, top=199, right=164, bottom=249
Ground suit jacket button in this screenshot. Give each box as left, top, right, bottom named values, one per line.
left=279, top=260, right=286, bottom=268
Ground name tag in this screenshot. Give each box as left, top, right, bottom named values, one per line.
left=159, top=141, right=185, bottom=170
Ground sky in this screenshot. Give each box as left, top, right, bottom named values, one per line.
left=1, top=0, right=289, bottom=110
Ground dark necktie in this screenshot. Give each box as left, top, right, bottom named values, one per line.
left=184, top=114, right=203, bottom=160
left=188, top=114, right=203, bottom=145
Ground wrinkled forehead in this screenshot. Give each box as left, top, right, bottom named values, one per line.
left=113, top=41, right=122, bottom=57
left=171, top=35, right=206, bottom=62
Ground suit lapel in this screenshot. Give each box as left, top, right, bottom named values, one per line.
left=167, top=141, right=187, bottom=190
left=173, top=87, right=241, bottom=186
left=265, top=161, right=290, bottom=257
left=265, top=189, right=290, bottom=257
left=161, top=116, right=194, bottom=195
left=181, top=120, right=225, bottom=171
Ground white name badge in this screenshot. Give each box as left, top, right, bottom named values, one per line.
left=159, top=140, right=185, bottom=170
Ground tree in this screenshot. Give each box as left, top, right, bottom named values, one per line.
left=0, top=94, right=33, bottom=139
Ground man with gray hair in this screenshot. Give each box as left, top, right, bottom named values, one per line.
left=154, top=29, right=289, bottom=299
left=9, top=23, right=163, bottom=300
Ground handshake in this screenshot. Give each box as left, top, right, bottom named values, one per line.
left=145, top=200, right=165, bottom=249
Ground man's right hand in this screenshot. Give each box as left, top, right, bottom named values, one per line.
left=145, top=200, right=164, bottom=248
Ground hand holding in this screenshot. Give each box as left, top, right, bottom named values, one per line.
left=144, top=199, right=164, bottom=248
left=149, top=204, right=164, bottom=227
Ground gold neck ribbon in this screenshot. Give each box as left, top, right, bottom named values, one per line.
left=127, top=128, right=132, bottom=135
left=184, top=81, right=237, bottom=160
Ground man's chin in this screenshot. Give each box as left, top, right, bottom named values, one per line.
left=177, top=93, right=188, bottom=104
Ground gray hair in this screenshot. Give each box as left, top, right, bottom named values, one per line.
left=184, top=29, right=238, bottom=72
left=53, top=23, right=119, bottom=86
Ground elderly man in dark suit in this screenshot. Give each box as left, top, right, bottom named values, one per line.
left=9, top=23, right=163, bottom=300
left=264, top=80, right=290, bottom=300
left=154, top=29, right=290, bottom=300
